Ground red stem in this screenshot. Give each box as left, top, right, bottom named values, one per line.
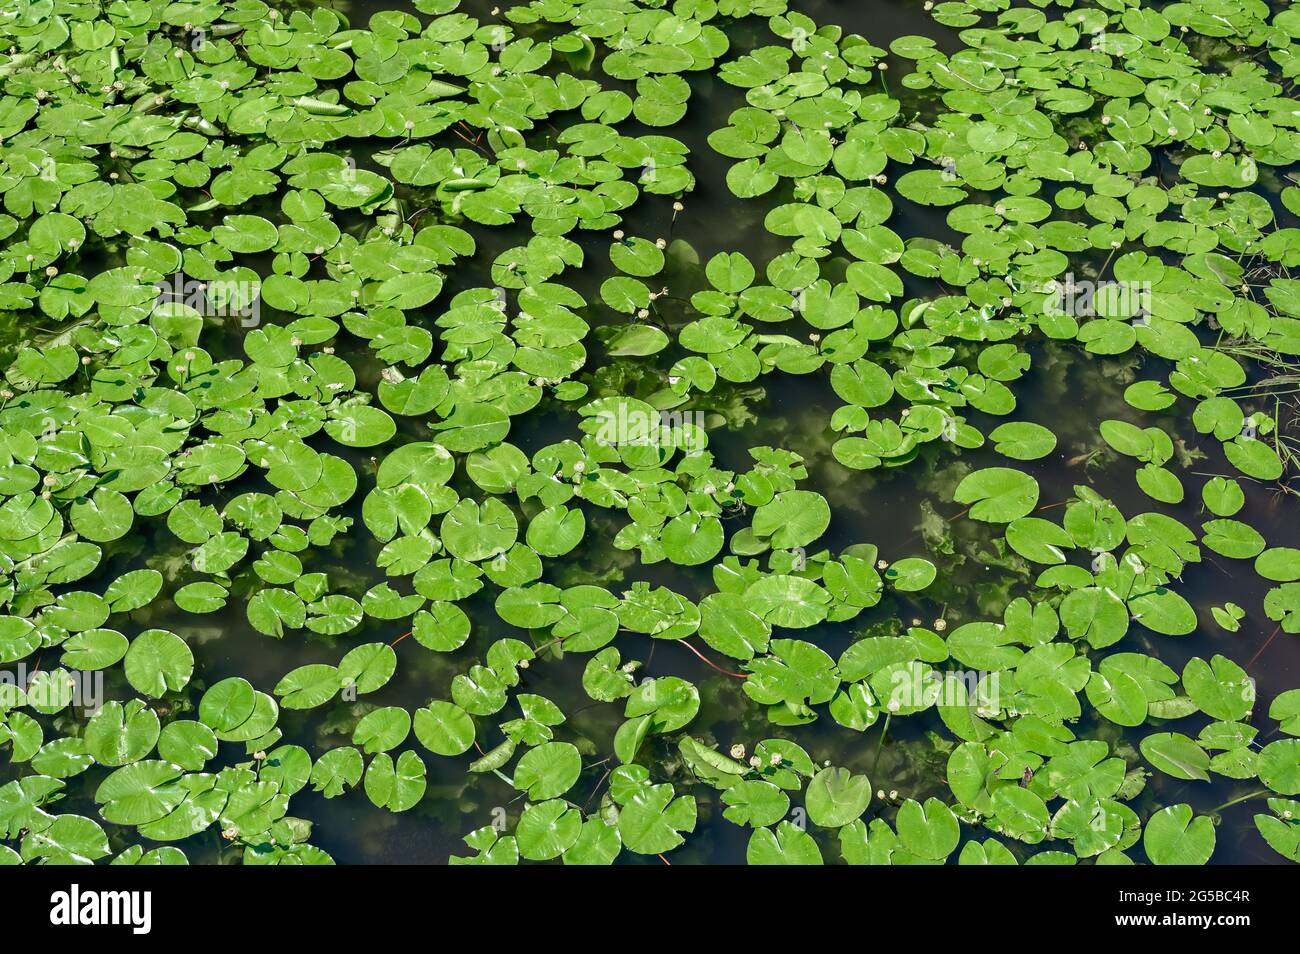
left=1246, top=624, right=1282, bottom=670
left=680, top=640, right=748, bottom=679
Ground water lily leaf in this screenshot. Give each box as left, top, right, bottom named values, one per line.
left=414, top=701, right=476, bottom=757
left=885, top=558, right=936, bottom=592
left=747, top=821, right=823, bottom=864
left=722, top=780, right=790, bottom=828
left=364, top=751, right=426, bottom=812
left=513, top=741, right=582, bottom=800
left=1140, top=733, right=1210, bottom=782
left=896, top=797, right=960, bottom=861
left=275, top=665, right=342, bottom=710
left=1143, top=804, right=1215, bottom=865
left=752, top=490, right=830, bottom=549
left=954, top=468, right=1039, bottom=522
left=124, top=630, right=194, bottom=698
left=989, top=422, right=1056, bottom=461
left=1258, top=740, right=1300, bottom=795
left=517, top=799, right=582, bottom=860
left=805, top=766, right=872, bottom=828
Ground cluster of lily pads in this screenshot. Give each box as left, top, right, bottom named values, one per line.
left=1, top=0, right=1299, bottom=865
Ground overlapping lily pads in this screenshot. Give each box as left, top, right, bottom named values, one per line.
left=0, top=0, right=1298, bottom=867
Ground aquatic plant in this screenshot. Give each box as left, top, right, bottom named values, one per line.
left=0, top=0, right=1299, bottom=865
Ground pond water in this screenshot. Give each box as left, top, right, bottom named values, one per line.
left=2, top=0, right=1299, bottom=865
left=295, top=0, right=1299, bottom=864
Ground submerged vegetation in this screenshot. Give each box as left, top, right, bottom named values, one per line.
left=0, top=0, right=1299, bottom=865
